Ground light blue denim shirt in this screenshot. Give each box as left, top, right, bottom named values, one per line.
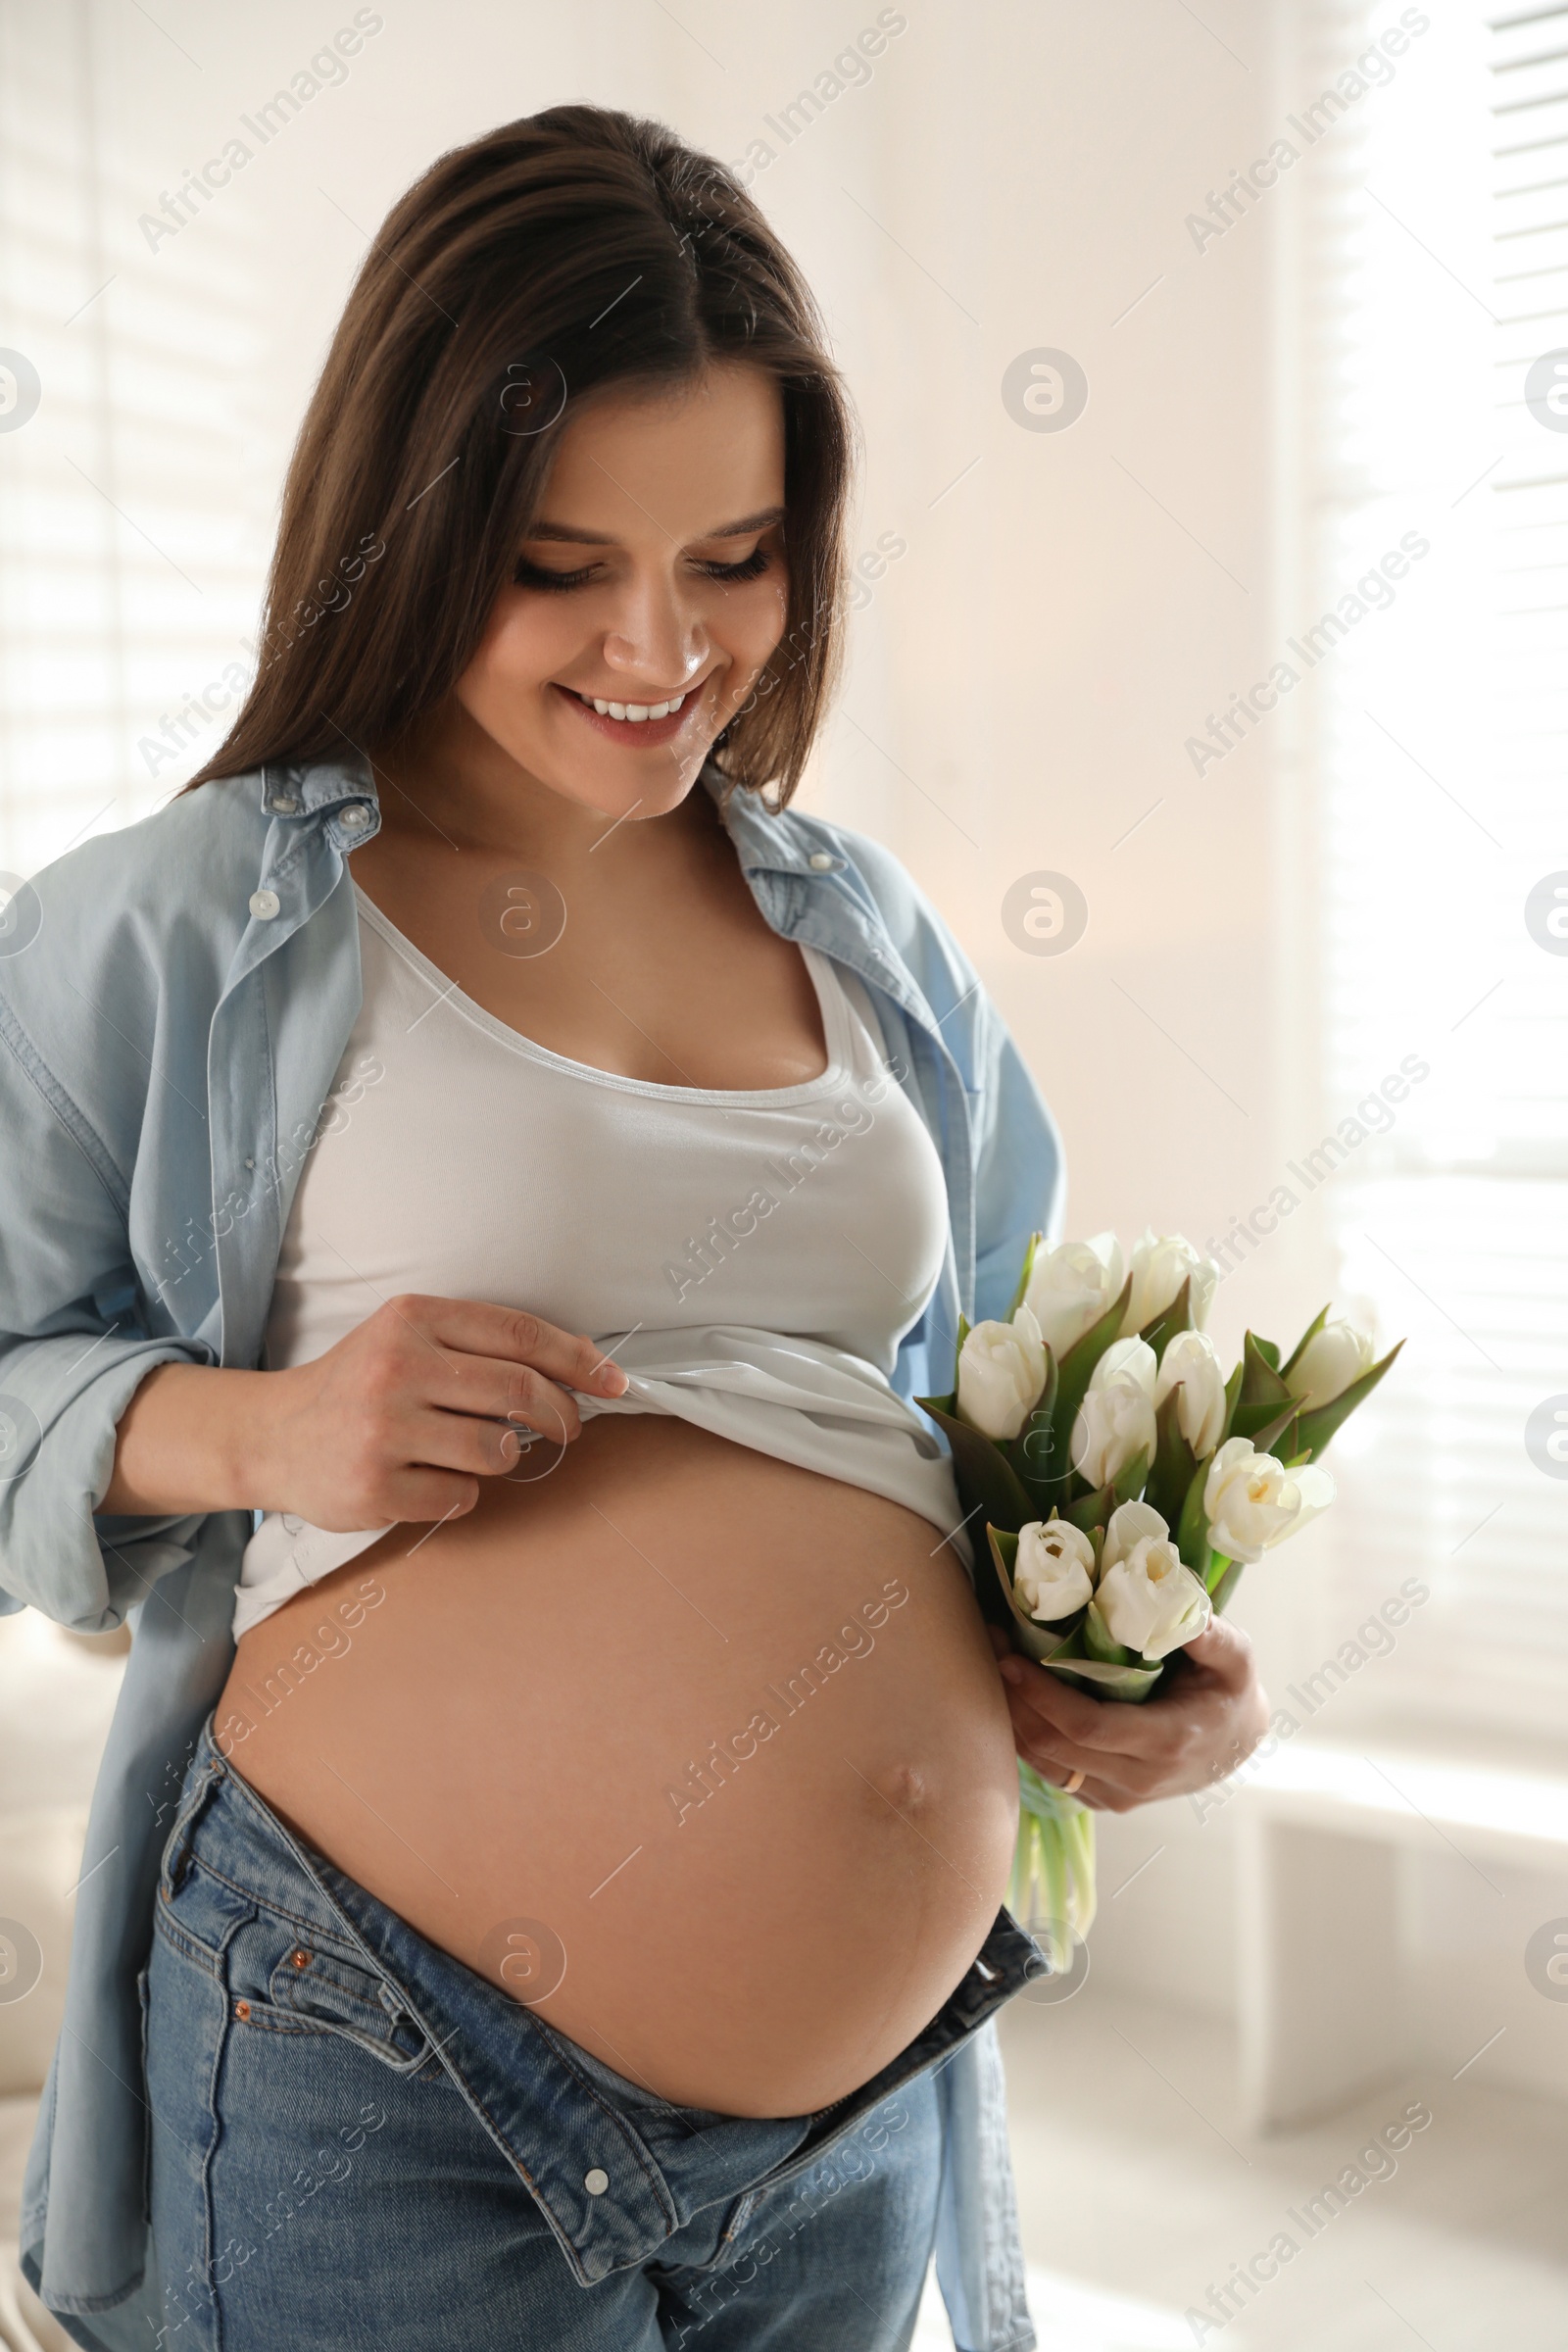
left=1, top=750, right=1063, bottom=2352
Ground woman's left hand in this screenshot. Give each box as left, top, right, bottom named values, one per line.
left=988, top=1619, right=1270, bottom=1812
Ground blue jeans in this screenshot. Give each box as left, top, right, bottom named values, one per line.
left=143, top=1716, right=1043, bottom=2349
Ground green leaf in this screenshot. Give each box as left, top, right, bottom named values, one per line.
left=1145, top=1389, right=1197, bottom=1530
left=915, top=1397, right=1037, bottom=1533
left=1138, top=1272, right=1193, bottom=1362
left=1239, top=1330, right=1292, bottom=1408
left=1253, top=1398, right=1301, bottom=1460
left=1006, top=1344, right=1061, bottom=1506
left=1006, top=1232, right=1044, bottom=1320
left=1082, top=1601, right=1136, bottom=1668
left=1107, top=1445, right=1151, bottom=1509
left=1175, top=1454, right=1210, bottom=1574
left=1227, top=1396, right=1298, bottom=1447
left=1208, top=1555, right=1247, bottom=1613
left=1060, top=1482, right=1111, bottom=1536
left=1292, top=1339, right=1404, bottom=1461
left=1219, top=1357, right=1246, bottom=1444
left=1054, top=1274, right=1135, bottom=1431
left=1029, top=1273, right=1137, bottom=1494
left=1251, top=1335, right=1282, bottom=1372
left=1279, top=1304, right=1331, bottom=1385
left=1046, top=1654, right=1165, bottom=1703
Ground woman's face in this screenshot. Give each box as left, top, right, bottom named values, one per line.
left=454, top=362, right=789, bottom=821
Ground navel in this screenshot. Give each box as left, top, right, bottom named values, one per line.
left=866, top=1760, right=930, bottom=1816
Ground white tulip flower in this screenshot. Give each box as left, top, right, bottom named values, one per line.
left=1013, top=1517, right=1097, bottom=1622
left=1094, top=1499, right=1212, bottom=1658
left=1121, top=1228, right=1220, bottom=1339
left=1089, top=1336, right=1158, bottom=1398
left=1202, top=1435, right=1337, bottom=1563
left=1022, top=1233, right=1125, bottom=1359
left=1070, top=1374, right=1156, bottom=1490
left=1100, top=1497, right=1170, bottom=1566
left=956, top=1303, right=1047, bottom=1441
left=1153, top=1329, right=1228, bottom=1458
left=1285, top=1319, right=1375, bottom=1411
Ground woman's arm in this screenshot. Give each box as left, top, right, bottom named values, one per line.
left=101, top=1296, right=628, bottom=1525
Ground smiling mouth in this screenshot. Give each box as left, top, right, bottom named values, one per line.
left=564, top=684, right=697, bottom=723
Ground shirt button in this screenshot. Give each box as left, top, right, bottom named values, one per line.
left=248, top=889, right=280, bottom=920
left=808, top=851, right=835, bottom=870
left=339, top=805, right=370, bottom=833
left=584, top=2168, right=610, bottom=2196
left=269, top=795, right=300, bottom=815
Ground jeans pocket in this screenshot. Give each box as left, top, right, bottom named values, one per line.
left=225, top=1908, right=434, bottom=2077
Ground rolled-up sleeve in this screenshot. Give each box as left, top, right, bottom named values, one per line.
left=0, top=1004, right=210, bottom=1631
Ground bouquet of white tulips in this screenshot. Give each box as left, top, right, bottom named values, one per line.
left=917, top=1229, right=1401, bottom=1957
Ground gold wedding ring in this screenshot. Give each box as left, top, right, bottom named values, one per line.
left=1063, top=1768, right=1086, bottom=1793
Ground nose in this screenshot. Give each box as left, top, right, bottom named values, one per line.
left=600, top=566, right=710, bottom=691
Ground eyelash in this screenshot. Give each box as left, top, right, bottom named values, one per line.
left=512, top=547, right=773, bottom=593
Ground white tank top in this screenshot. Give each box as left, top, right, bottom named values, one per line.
left=233, top=889, right=960, bottom=1636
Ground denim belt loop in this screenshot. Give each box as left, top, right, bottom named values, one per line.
left=156, top=1736, right=227, bottom=1900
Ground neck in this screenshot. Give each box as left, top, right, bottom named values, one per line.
left=368, top=695, right=714, bottom=873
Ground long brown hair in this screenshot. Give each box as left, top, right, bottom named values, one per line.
left=185, top=105, right=854, bottom=807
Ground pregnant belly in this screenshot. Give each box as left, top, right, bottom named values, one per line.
left=215, top=1416, right=1020, bottom=2117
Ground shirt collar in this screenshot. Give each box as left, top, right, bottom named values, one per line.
left=262, top=748, right=840, bottom=877
left=260, top=749, right=380, bottom=835
left=699, top=760, right=834, bottom=875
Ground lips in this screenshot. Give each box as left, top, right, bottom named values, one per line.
left=554, top=680, right=706, bottom=748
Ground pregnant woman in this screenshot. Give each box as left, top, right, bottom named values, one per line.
left=4, top=106, right=1266, bottom=2352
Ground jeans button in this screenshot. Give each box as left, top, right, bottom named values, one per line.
left=584, top=2168, right=610, bottom=2196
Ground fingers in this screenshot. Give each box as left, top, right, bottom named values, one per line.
left=1011, top=1718, right=1157, bottom=1804
left=405, top=1298, right=629, bottom=1399
left=311, top=1465, right=482, bottom=1533
left=1001, top=1678, right=1161, bottom=1795
left=376, top=1297, right=629, bottom=1447
left=1178, top=1613, right=1255, bottom=1690
left=381, top=1469, right=482, bottom=1526
left=424, top=1353, right=587, bottom=1446
left=999, top=1654, right=1175, bottom=1759
left=997, top=1619, right=1271, bottom=1805
left=399, top=1404, right=558, bottom=1481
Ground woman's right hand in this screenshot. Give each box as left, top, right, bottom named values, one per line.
left=101, top=1297, right=628, bottom=1528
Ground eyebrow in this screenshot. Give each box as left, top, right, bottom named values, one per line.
left=524, top=504, right=786, bottom=547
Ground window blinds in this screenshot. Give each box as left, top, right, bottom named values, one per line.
left=1300, top=0, right=1568, bottom=1738
left=0, top=0, right=267, bottom=884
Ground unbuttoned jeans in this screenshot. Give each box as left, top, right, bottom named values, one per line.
left=142, top=1716, right=1045, bottom=2350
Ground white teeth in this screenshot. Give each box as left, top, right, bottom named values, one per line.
left=582, top=690, right=687, bottom=721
